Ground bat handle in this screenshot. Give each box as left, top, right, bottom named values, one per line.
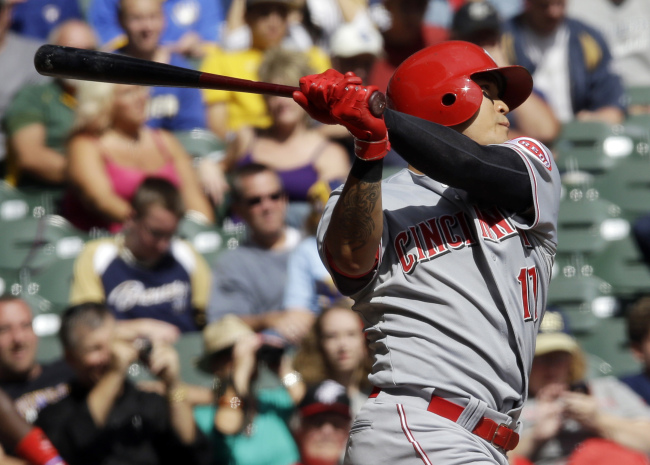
left=368, top=91, right=387, bottom=118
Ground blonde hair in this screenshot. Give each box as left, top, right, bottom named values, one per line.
left=258, top=47, right=315, bottom=86
left=72, top=80, right=117, bottom=135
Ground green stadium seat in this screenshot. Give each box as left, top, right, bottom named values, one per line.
left=555, top=186, right=629, bottom=259
left=175, top=332, right=214, bottom=387
left=625, top=86, right=650, bottom=108
left=547, top=267, right=619, bottom=335
left=576, top=316, right=640, bottom=378
left=0, top=216, right=46, bottom=271
left=556, top=120, right=649, bottom=174
left=173, top=128, right=225, bottom=161
left=593, top=158, right=650, bottom=222
left=0, top=215, right=87, bottom=273
left=36, top=334, right=64, bottom=363
left=0, top=181, right=31, bottom=220
left=590, top=234, right=650, bottom=300
left=178, top=213, right=242, bottom=264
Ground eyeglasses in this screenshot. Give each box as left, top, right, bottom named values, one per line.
left=242, top=190, right=285, bottom=207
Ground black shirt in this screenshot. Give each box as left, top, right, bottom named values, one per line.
left=35, top=379, right=211, bottom=465
left=0, top=359, right=74, bottom=423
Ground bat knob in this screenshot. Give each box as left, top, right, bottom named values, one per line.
left=368, top=91, right=386, bottom=118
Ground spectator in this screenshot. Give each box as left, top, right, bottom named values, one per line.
left=62, top=80, right=214, bottom=233
left=502, top=0, right=627, bottom=125
left=510, top=310, right=650, bottom=464
left=293, top=301, right=371, bottom=417
left=329, top=18, right=383, bottom=87
left=620, top=296, right=650, bottom=404
left=200, top=0, right=330, bottom=140
left=223, top=0, right=372, bottom=52
left=10, top=0, right=82, bottom=41
left=282, top=181, right=343, bottom=315
left=88, top=0, right=224, bottom=59
left=69, top=177, right=211, bottom=342
left=367, top=0, right=448, bottom=92
left=450, top=1, right=560, bottom=146
left=116, top=0, right=227, bottom=206
left=567, top=0, right=650, bottom=91
left=0, top=388, right=68, bottom=465
left=292, top=380, right=352, bottom=465
left=4, top=19, right=97, bottom=190
left=207, top=164, right=312, bottom=344
left=36, top=302, right=211, bottom=465
left=0, top=0, right=49, bottom=169
left=194, top=315, right=301, bottom=465
left=224, top=48, right=349, bottom=228
left=0, top=296, right=73, bottom=424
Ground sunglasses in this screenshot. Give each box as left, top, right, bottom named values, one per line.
left=242, top=190, right=285, bottom=207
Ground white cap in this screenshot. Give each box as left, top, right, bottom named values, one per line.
left=330, top=21, right=383, bottom=58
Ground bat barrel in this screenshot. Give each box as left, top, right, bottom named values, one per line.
left=34, top=44, right=203, bottom=87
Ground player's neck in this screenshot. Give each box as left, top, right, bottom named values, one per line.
left=407, top=164, right=423, bottom=174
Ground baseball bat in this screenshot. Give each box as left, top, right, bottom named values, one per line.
left=33, top=44, right=387, bottom=117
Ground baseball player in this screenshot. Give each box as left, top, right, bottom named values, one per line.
left=292, top=41, right=561, bottom=465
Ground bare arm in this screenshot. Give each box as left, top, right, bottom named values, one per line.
left=563, top=391, right=650, bottom=453
left=576, top=107, right=625, bottom=125
left=67, top=135, right=132, bottom=223
left=10, top=124, right=67, bottom=184
left=207, top=103, right=230, bottom=142
left=161, top=131, right=215, bottom=223
left=87, top=340, right=137, bottom=427
left=214, top=335, right=261, bottom=435
left=336, top=0, right=369, bottom=22
left=224, top=0, right=246, bottom=38
left=314, top=140, right=351, bottom=183
left=324, top=159, right=383, bottom=277
left=148, top=344, right=196, bottom=444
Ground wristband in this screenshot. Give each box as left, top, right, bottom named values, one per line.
left=14, top=427, right=67, bottom=465
left=350, top=157, right=384, bottom=183
left=354, top=137, right=390, bottom=161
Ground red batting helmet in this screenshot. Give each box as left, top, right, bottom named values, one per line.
left=386, top=41, right=533, bottom=127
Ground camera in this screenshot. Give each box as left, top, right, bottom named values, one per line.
left=134, top=337, right=153, bottom=364
left=256, top=330, right=287, bottom=371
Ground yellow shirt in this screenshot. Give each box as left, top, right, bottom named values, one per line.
left=200, top=46, right=331, bottom=132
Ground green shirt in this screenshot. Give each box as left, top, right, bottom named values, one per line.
left=194, top=386, right=300, bottom=465
left=4, top=80, right=76, bottom=186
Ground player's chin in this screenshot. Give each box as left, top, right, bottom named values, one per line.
left=493, top=126, right=510, bottom=143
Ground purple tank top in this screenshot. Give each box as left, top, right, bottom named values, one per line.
left=238, top=140, right=328, bottom=201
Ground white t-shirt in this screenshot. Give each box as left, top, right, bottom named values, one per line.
left=567, top=0, right=650, bottom=87
left=522, top=25, right=574, bottom=122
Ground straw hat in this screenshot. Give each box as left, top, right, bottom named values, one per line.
left=196, top=315, right=255, bottom=373
left=535, top=311, right=579, bottom=356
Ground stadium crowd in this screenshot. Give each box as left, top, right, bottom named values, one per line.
left=1, top=0, right=650, bottom=464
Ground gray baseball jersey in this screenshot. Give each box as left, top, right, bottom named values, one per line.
left=318, top=137, right=561, bottom=421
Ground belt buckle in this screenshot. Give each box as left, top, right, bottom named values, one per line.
left=490, top=423, right=518, bottom=451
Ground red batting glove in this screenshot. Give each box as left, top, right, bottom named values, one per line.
left=293, top=69, right=390, bottom=161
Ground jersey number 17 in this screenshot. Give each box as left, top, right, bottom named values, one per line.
left=517, top=266, right=538, bottom=321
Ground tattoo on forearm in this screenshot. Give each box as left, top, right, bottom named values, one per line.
left=338, top=181, right=380, bottom=251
